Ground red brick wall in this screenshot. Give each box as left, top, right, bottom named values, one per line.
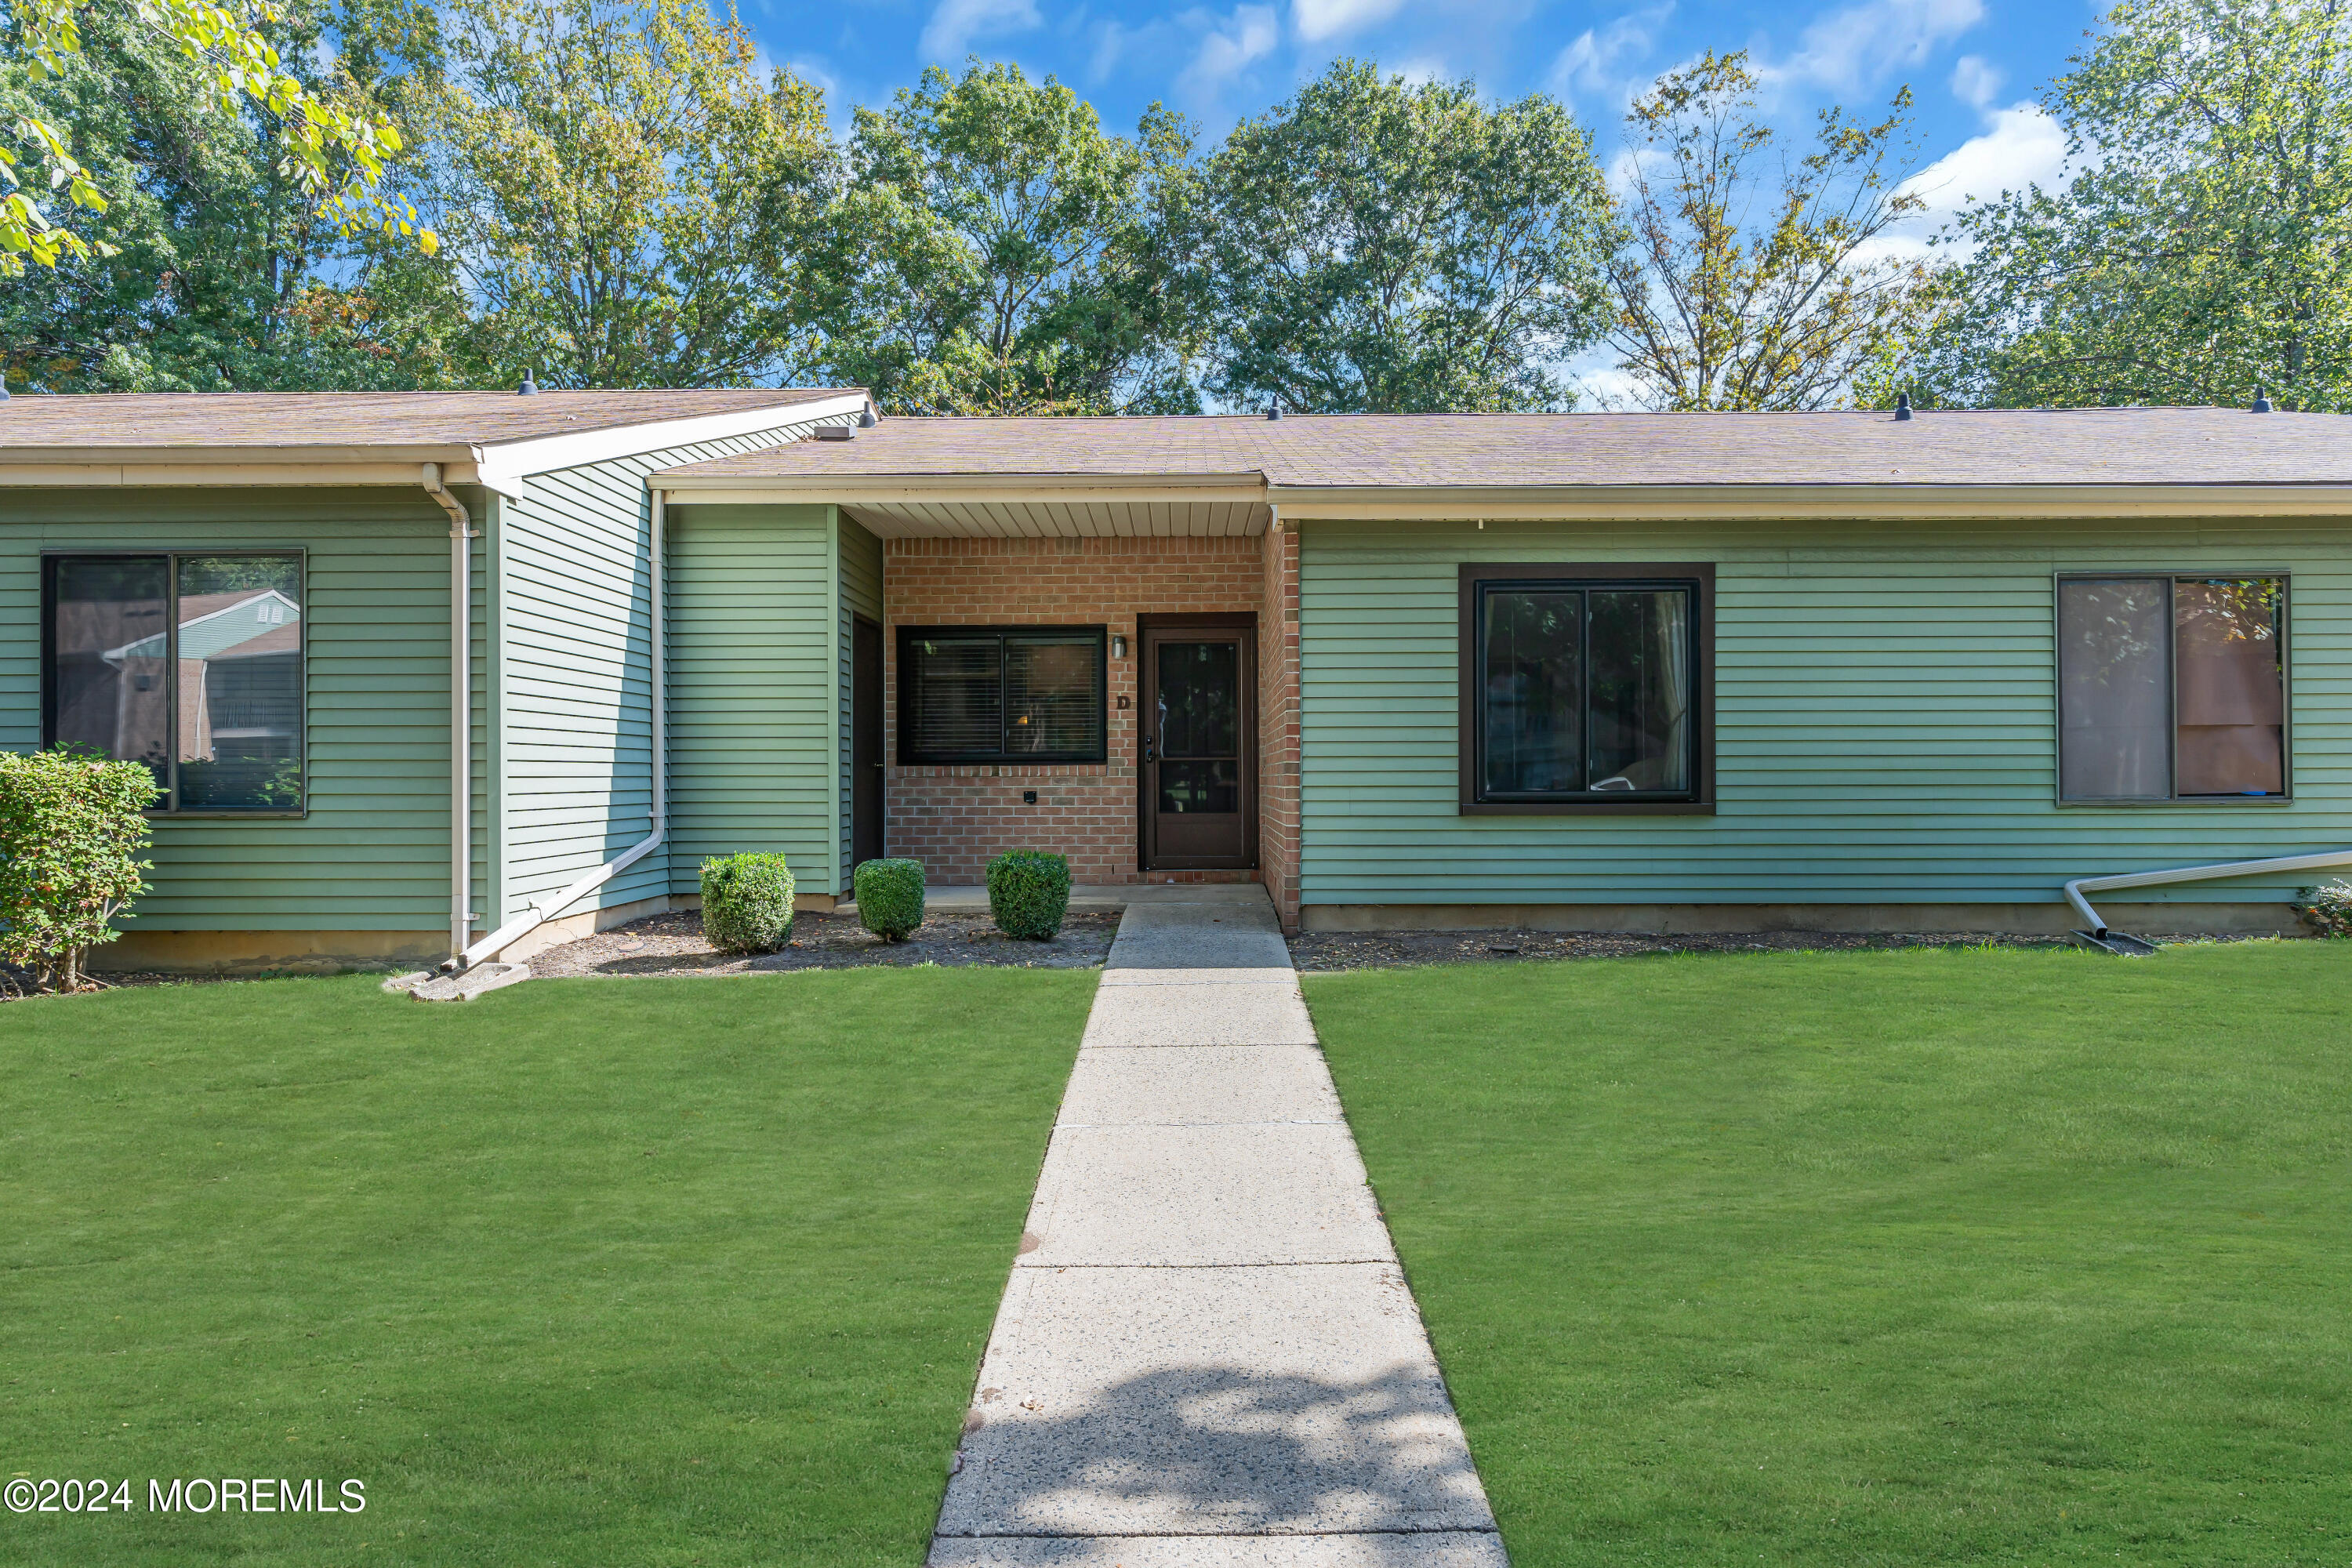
left=883, top=536, right=1268, bottom=885
left=1258, top=526, right=1302, bottom=931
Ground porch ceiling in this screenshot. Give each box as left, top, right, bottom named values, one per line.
left=840, top=496, right=1272, bottom=538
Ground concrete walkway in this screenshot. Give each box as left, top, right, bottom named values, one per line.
left=931, top=887, right=1505, bottom=1566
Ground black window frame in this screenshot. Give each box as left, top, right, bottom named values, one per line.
left=1459, top=562, right=1715, bottom=815
left=40, top=549, right=309, bottom=817
left=896, top=623, right=1109, bottom=766
left=2054, top=572, right=2292, bottom=806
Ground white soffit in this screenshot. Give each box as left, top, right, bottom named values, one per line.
left=840, top=498, right=1273, bottom=538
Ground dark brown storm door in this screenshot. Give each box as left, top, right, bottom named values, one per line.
left=1140, top=616, right=1256, bottom=870
left=852, top=615, right=884, bottom=868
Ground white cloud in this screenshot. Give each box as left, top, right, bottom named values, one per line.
left=919, top=0, right=1043, bottom=61
left=1947, top=53, right=2002, bottom=108
left=1856, top=101, right=2070, bottom=264
left=1393, top=55, right=1449, bottom=87
left=1777, top=0, right=1984, bottom=93
left=1292, top=0, right=1408, bottom=43
left=1181, top=4, right=1281, bottom=100
left=1548, top=4, right=1672, bottom=100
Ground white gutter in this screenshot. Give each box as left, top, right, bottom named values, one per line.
left=2063, top=848, right=2352, bottom=937
left=421, top=464, right=476, bottom=960
left=444, top=486, right=668, bottom=971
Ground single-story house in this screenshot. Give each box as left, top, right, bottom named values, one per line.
left=5, top=390, right=2347, bottom=970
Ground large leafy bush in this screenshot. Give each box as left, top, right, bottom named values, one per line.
left=0, top=750, right=159, bottom=992
left=986, top=851, right=1071, bottom=940
left=700, top=853, right=795, bottom=953
left=854, top=858, right=926, bottom=942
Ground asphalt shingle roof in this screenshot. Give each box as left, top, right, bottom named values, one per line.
left=662, top=408, right=2352, bottom=488
left=0, top=389, right=848, bottom=452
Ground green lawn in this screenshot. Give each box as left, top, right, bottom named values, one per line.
left=1, top=968, right=1092, bottom=1566
left=1307, top=942, right=2352, bottom=1567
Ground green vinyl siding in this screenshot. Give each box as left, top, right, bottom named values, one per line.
left=492, top=416, right=835, bottom=923
left=1299, top=514, right=2352, bottom=910
left=0, top=488, right=483, bottom=933
left=839, top=514, right=883, bottom=876
left=666, top=503, right=843, bottom=896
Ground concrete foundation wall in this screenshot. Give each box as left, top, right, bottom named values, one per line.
left=1298, top=902, right=2311, bottom=936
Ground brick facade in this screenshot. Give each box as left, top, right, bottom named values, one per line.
left=881, top=535, right=1275, bottom=886
left=1258, top=525, right=1302, bottom=931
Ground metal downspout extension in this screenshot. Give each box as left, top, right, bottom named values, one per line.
left=441, top=486, right=668, bottom=972
left=421, top=464, right=476, bottom=960
left=2063, top=846, right=2352, bottom=953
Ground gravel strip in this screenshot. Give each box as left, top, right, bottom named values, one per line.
left=1287, top=927, right=2292, bottom=971
left=524, top=908, right=1120, bottom=977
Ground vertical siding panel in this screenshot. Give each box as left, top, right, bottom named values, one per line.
left=1298, top=515, right=2352, bottom=911
left=665, top=502, right=840, bottom=895
left=495, top=415, right=837, bottom=919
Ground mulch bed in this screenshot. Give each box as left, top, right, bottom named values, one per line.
left=524, top=907, right=1120, bottom=977
left=1286, top=927, right=2287, bottom=971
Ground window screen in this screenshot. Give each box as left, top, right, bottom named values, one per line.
left=2058, top=575, right=2285, bottom=800
left=43, top=553, right=305, bottom=812
left=899, top=626, right=1105, bottom=764
left=1473, top=579, right=1697, bottom=801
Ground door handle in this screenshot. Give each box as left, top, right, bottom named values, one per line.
left=1142, top=737, right=1156, bottom=763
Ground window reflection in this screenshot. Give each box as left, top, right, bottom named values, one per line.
left=175, top=557, right=304, bottom=809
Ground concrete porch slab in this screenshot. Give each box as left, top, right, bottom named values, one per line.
left=1082, top=981, right=1318, bottom=1047
left=1020, top=1123, right=1392, bottom=1268
left=928, top=1532, right=1509, bottom=1566
left=1055, top=1047, right=1344, bottom=1129
left=937, top=1263, right=1493, bottom=1538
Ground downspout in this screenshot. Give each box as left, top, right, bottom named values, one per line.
left=441, top=485, right=667, bottom=971
left=422, top=464, right=475, bottom=960
left=2064, top=847, right=2352, bottom=942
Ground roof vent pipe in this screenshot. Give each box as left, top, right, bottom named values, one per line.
left=858, top=406, right=877, bottom=428
left=2252, top=385, right=2271, bottom=412
left=517, top=369, right=540, bottom=396
left=1894, top=391, right=1913, bottom=422
left=1266, top=405, right=1283, bottom=420
left=0, top=379, right=10, bottom=401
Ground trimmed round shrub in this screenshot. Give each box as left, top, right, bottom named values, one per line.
left=700, top=852, right=795, bottom=953
left=855, top=858, right=927, bottom=942
left=987, top=850, right=1071, bottom=941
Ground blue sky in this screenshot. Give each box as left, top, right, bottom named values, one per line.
left=753, top=0, right=2095, bottom=239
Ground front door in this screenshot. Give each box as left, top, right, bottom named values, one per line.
left=852, top=615, right=884, bottom=869
left=1140, top=618, right=1256, bottom=870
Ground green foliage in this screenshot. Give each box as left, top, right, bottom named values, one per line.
left=2297, top=880, right=2352, bottom=936
left=853, top=857, right=926, bottom=942
left=0, top=0, right=465, bottom=392
left=1199, top=58, right=1613, bottom=412
left=0, top=748, right=158, bottom=992
left=1608, top=50, right=1936, bottom=411
left=699, top=851, right=793, bottom=953
left=1899, top=0, right=2352, bottom=411
left=821, top=60, right=1201, bottom=415
left=414, top=0, right=840, bottom=390
left=1, top=0, right=433, bottom=280
left=985, top=850, right=1070, bottom=941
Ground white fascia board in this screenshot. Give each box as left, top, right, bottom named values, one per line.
left=474, top=392, right=873, bottom=498
left=655, top=472, right=1268, bottom=505
left=1265, top=483, right=2352, bottom=521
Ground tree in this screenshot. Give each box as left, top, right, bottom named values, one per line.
left=1903, top=0, right=2352, bottom=411
left=2, top=0, right=430, bottom=277
left=1198, top=59, right=1613, bottom=414
left=821, top=60, right=1200, bottom=416
left=410, top=0, right=837, bottom=388
left=1606, top=52, right=1933, bottom=412
left=0, top=0, right=462, bottom=390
